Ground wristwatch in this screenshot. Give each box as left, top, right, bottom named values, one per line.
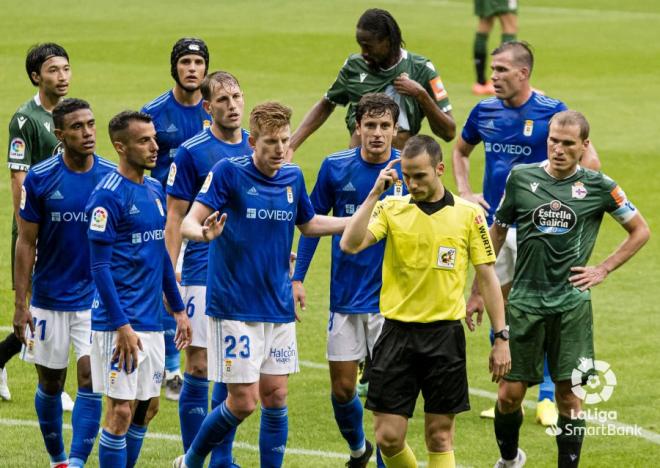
left=494, top=326, right=510, bottom=341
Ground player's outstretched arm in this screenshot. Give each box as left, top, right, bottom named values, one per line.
left=13, top=218, right=38, bottom=343
left=474, top=263, right=511, bottom=382
left=287, top=98, right=336, bottom=159
left=452, top=137, right=490, bottom=210
left=165, top=196, right=191, bottom=272
left=580, top=142, right=601, bottom=171
left=297, top=214, right=347, bottom=238
left=393, top=73, right=456, bottom=141
left=181, top=201, right=226, bottom=242
left=569, top=212, right=650, bottom=291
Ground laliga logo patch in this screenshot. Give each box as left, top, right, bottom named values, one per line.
left=155, top=198, right=165, bottom=216
left=437, top=246, right=456, bottom=269
left=9, top=138, right=26, bottom=159
left=523, top=119, right=534, bottom=137
left=571, top=358, right=617, bottom=405
left=200, top=172, right=213, bottom=194
left=572, top=182, right=588, bottom=199
left=167, top=163, right=177, bottom=186
left=286, top=186, right=293, bottom=203
left=90, top=206, right=108, bottom=232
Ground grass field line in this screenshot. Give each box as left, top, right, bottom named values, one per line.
left=0, top=418, right=464, bottom=468
left=300, top=361, right=660, bottom=446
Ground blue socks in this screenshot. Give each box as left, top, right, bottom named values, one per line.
left=99, top=429, right=127, bottom=467
left=126, top=423, right=148, bottom=467
left=179, top=373, right=209, bottom=451
left=69, top=387, right=102, bottom=467
left=210, top=382, right=236, bottom=467
left=35, top=384, right=66, bottom=464
left=539, top=356, right=555, bottom=402
left=260, top=406, right=288, bottom=468
left=331, top=393, right=365, bottom=452
left=186, top=401, right=241, bottom=468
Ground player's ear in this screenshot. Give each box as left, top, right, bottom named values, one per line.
left=112, top=140, right=125, bottom=156
left=31, top=71, right=41, bottom=85
left=202, top=100, right=211, bottom=114
left=54, top=128, right=64, bottom=142
left=247, top=134, right=256, bottom=149
left=436, top=161, right=445, bottom=177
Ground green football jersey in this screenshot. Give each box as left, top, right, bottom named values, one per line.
left=325, top=49, right=452, bottom=135
left=495, top=162, right=637, bottom=313
left=7, top=95, right=62, bottom=172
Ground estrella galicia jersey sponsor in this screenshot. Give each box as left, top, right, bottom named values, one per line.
left=461, top=92, right=567, bottom=224
left=495, top=162, right=638, bottom=312
left=166, top=127, right=252, bottom=286
left=86, top=172, right=169, bottom=331
left=325, top=49, right=452, bottom=135
left=196, top=156, right=315, bottom=323
left=141, top=90, right=211, bottom=186
left=20, top=154, right=116, bottom=311
left=7, top=94, right=63, bottom=172
left=292, top=147, right=406, bottom=314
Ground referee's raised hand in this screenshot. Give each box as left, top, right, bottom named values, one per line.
left=371, top=158, right=401, bottom=195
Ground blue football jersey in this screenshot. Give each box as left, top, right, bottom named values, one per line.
left=19, top=154, right=116, bottom=311
left=86, top=172, right=169, bottom=331
left=292, top=147, right=405, bottom=314
left=166, top=128, right=252, bottom=286
left=461, top=92, right=567, bottom=223
left=141, top=90, right=211, bottom=186
left=196, top=156, right=315, bottom=323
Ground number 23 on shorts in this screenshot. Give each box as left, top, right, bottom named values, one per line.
left=224, top=335, right=250, bottom=358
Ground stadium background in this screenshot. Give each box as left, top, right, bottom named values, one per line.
left=0, top=0, right=658, bottom=466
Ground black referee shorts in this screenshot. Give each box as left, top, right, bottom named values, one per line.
left=365, top=318, right=470, bottom=418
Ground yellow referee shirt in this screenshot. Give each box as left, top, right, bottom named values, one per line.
left=367, top=191, right=496, bottom=322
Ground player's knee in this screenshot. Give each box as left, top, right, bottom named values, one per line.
left=375, top=425, right=405, bottom=454
left=39, top=380, right=65, bottom=395
left=554, top=381, right=580, bottom=415
left=261, top=385, right=288, bottom=408
left=107, top=402, right=133, bottom=432
left=425, top=426, right=453, bottom=452
left=185, top=347, right=208, bottom=378
left=331, top=378, right=356, bottom=403
left=497, top=384, right=524, bottom=413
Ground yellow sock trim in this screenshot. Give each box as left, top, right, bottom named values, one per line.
left=428, top=450, right=455, bottom=468
left=382, top=443, right=418, bottom=468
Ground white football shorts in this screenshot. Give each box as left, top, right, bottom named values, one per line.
left=327, top=312, right=384, bottom=361
left=21, top=307, right=92, bottom=369
left=91, top=330, right=164, bottom=401
left=207, top=318, right=299, bottom=384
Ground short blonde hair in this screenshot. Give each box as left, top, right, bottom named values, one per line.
left=249, top=102, right=292, bottom=138
left=550, top=110, right=590, bottom=141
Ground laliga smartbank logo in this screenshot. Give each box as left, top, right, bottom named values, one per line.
left=545, top=359, right=642, bottom=438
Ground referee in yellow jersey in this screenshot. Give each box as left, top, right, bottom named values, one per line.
left=341, top=135, right=511, bottom=468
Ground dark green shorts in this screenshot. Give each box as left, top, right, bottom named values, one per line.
left=474, top=0, right=518, bottom=18
left=505, top=301, right=594, bottom=384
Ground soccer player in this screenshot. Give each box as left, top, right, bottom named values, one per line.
left=141, top=37, right=211, bottom=399
left=452, top=40, right=601, bottom=426
left=165, top=71, right=251, bottom=465
left=471, top=0, right=518, bottom=95
left=12, top=98, right=114, bottom=468
left=482, top=110, right=649, bottom=468
left=292, top=93, right=404, bottom=468
left=173, top=102, right=347, bottom=468
left=2, top=42, right=72, bottom=404
left=341, top=135, right=511, bottom=468
left=86, top=111, right=192, bottom=468
left=289, top=8, right=455, bottom=156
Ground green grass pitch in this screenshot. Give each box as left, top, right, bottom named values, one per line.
left=0, top=0, right=659, bottom=466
